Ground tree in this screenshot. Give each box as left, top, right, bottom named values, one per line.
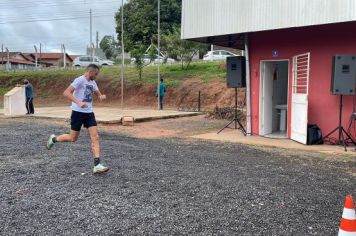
left=161, top=27, right=208, bottom=69
left=131, top=45, right=154, bottom=80
left=115, top=0, right=182, bottom=52
left=99, top=35, right=118, bottom=59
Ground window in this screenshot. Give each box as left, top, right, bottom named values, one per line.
left=79, top=57, right=90, bottom=62
left=213, top=51, right=220, bottom=55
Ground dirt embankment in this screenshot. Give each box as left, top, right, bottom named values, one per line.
left=1, top=76, right=246, bottom=111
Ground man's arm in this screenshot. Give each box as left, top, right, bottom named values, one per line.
left=63, top=85, right=87, bottom=108
left=95, top=90, right=106, bottom=102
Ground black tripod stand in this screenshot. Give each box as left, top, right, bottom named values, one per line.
left=217, top=88, right=247, bottom=135
left=322, top=95, right=356, bottom=151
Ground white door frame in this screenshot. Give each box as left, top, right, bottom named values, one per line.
left=259, top=59, right=290, bottom=136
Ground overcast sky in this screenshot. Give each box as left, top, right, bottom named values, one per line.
left=0, top=0, right=124, bottom=55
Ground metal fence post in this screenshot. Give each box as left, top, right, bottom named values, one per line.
left=198, top=90, right=201, bottom=112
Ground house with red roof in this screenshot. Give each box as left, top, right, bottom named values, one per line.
left=0, top=52, right=36, bottom=70
left=25, top=53, right=73, bottom=67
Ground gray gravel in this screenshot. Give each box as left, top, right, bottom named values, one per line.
left=0, top=120, right=355, bottom=236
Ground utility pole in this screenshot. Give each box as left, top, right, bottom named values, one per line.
left=62, top=44, right=66, bottom=68
left=91, top=43, right=95, bottom=57
left=34, top=45, right=38, bottom=68
left=90, top=8, right=93, bottom=61
left=157, top=0, right=161, bottom=110
left=211, top=44, right=214, bottom=61
left=5, top=47, right=9, bottom=71
left=39, top=43, right=42, bottom=68
left=96, top=31, right=99, bottom=49
left=121, top=0, right=124, bottom=110
left=1, top=44, right=3, bottom=67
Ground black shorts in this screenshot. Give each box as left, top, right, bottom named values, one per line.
left=70, top=111, right=97, bottom=131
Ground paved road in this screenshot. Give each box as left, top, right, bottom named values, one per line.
left=0, top=120, right=355, bottom=235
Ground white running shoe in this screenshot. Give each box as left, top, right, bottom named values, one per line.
left=93, top=164, right=110, bottom=174
left=47, top=134, right=56, bottom=150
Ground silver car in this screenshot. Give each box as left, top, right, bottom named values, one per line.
left=203, top=50, right=237, bottom=61
left=73, top=56, right=114, bottom=67
left=131, top=54, right=175, bottom=65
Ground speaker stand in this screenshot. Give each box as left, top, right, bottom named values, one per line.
left=217, top=88, right=247, bottom=136
left=322, top=95, right=356, bottom=151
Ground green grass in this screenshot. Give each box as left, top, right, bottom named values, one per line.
left=99, top=61, right=226, bottom=86
left=0, top=87, right=10, bottom=96
left=0, top=61, right=226, bottom=92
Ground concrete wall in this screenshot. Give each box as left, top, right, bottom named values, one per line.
left=248, top=21, right=356, bottom=139
left=4, top=86, right=27, bottom=116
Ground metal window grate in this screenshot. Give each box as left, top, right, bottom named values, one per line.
left=293, top=53, right=310, bottom=94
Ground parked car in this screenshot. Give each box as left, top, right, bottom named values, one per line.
left=203, top=50, right=238, bottom=61
left=131, top=54, right=175, bottom=65
left=73, top=56, right=114, bottom=67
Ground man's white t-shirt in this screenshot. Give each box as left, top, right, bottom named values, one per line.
left=70, top=75, right=99, bottom=113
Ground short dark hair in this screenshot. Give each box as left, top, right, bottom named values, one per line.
left=87, top=64, right=100, bottom=71
left=160, top=78, right=163, bottom=82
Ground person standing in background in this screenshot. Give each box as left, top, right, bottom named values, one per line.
left=24, top=79, right=34, bottom=114
left=158, top=78, right=166, bottom=110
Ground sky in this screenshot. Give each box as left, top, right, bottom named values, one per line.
left=0, top=0, right=125, bottom=55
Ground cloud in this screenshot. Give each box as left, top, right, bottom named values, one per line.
left=0, top=0, right=122, bottom=55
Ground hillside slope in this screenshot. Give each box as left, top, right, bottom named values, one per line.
left=0, top=62, right=246, bottom=110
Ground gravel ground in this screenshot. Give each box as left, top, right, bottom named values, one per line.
left=0, top=120, right=355, bottom=235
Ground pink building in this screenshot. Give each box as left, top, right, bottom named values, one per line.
left=182, top=0, right=356, bottom=144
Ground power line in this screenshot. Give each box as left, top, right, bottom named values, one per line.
left=0, top=0, right=120, bottom=8
left=0, top=14, right=113, bottom=24
left=0, top=9, right=116, bottom=20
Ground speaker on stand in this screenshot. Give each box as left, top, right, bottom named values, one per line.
left=323, top=55, right=356, bottom=151
left=217, top=56, right=247, bottom=135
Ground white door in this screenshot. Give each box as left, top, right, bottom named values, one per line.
left=291, top=53, right=310, bottom=144
left=261, top=62, right=273, bottom=135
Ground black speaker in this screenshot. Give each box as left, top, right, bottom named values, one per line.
left=227, top=56, right=246, bottom=88
left=331, top=55, right=356, bottom=95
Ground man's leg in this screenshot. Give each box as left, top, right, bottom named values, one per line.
left=88, top=126, right=109, bottom=173
left=25, top=98, right=30, bottom=114
left=88, top=126, right=100, bottom=158
left=46, top=130, right=80, bottom=150
left=29, top=98, right=34, bottom=114
left=160, top=95, right=164, bottom=110
left=57, top=130, right=80, bottom=142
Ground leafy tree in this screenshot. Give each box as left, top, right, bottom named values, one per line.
left=131, top=45, right=151, bottom=80
left=161, top=27, right=208, bottom=69
left=115, top=0, right=182, bottom=52
left=99, top=35, right=118, bottom=59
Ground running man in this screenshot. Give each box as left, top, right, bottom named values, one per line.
left=46, top=64, right=109, bottom=174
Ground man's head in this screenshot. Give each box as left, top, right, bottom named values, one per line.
left=86, top=64, right=100, bottom=80
left=160, top=78, right=163, bottom=83
left=23, top=79, right=29, bottom=85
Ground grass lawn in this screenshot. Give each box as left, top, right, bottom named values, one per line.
left=0, top=61, right=225, bottom=89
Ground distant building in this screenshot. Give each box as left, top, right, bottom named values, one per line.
left=0, top=52, right=36, bottom=70
left=25, top=53, right=73, bottom=67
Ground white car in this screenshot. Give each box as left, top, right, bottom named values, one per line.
left=203, top=50, right=238, bottom=61
left=131, top=54, right=175, bottom=65
left=73, top=56, right=114, bottom=67
left=153, top=55, right=175, bottom=64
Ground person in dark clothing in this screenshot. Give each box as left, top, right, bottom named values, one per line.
left=24, top=79, right=34, bottom=114
left=157, top=78, right=166, bottom=110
